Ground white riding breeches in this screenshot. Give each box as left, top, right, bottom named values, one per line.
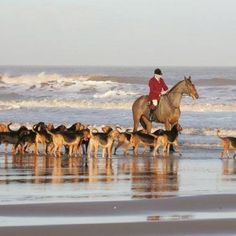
left=152, top=100, right=158, bottom=106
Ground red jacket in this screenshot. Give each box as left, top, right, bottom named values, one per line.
left=148, top=77, right=168, bottom=101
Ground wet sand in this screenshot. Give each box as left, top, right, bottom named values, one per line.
left=1, top=195, right=236, bottom=235
left=0, top=147, right=236, bottom=235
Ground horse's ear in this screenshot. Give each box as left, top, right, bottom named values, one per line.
left=184, top=76, right=187, bottom=80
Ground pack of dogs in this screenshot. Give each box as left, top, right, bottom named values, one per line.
left=0, top=121, right=235, bottom=159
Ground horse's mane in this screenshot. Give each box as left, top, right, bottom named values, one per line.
left=165, top=80, right=185, bottom=96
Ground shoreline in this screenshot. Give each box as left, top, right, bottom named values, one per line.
left=1, top=194, right=236, bottom=235
left=1, top=194, right=236, bottom=214
left=1, top=220, right=236, bottom=236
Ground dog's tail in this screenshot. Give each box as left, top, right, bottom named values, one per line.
left=91, top=128, right=99, bottom=133
left=7, top=122, right=13, bottom=132
left=45, top=128, right=54, bottom=137
left=125, top=128, right=132, bottom=133
left=88, top=128, right=98, bottom=138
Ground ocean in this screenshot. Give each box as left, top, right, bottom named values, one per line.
left=0, top=65, right=236, bottom=148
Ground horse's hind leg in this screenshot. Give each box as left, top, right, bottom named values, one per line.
left=141, top=115, right=152, bottom=134
left=133, top=117, right=140, bottom=132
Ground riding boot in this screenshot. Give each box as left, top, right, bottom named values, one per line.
left=149, top=105, right=157, bottom=122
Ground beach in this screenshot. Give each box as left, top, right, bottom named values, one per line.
left=1, top=147, right=236, bottom=235
left=1, top=194, right=236, bottom=236
left=1, top=145, right=236, bottom=236
left=0, top=66, right=236, bottom=235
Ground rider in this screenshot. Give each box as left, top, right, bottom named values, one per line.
left=148, top=68, right=168, bottom=121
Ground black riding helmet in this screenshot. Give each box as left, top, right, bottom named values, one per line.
left=154, top=68, right=162, bottom=75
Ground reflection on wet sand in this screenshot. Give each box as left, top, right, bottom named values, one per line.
left=130, top=157, right=179, bottom=199
left=222, top=159, right=236, bottom=175
left=1, top=154, right=180, bottom=199
left=1, top=153, right=236, bottom=202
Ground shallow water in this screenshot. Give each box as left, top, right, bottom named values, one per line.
left=0, top=149, right=236, bottom=204
left=1, top=211, right=236, bottom=226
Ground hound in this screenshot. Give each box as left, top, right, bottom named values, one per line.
left=88, top=128, right=120, bottom=159
left=153, top=123, right=183, bottom=156
left=113, top=128, right=133, bottom=156
left=217, top=129, right=236, bottom=158
left=130, top=131, right=168, bottom=157
left=46, top=129, right=83, bottom=157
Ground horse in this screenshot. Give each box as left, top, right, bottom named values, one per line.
left=132, top=76, right=199, bottom=133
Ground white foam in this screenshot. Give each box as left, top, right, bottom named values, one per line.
left=93, top=90, right=137, bottom=98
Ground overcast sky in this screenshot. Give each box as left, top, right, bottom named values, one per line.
left=0, top=0, right=236, bottom=66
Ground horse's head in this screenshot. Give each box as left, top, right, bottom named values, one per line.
left=183, top=76, right=199, bottom=99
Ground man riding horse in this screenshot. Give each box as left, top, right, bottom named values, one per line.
left=132, top=71, right=199, bottom=134
left=148, top=68, right=168, bottom=121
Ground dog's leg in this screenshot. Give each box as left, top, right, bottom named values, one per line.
left=123, top=143, right=130, bottom=156
left=53, top=144, right=58, bottom=157
left=87, top=140, right=93, bottom=158
left=94, top=144, right=99, bottom=158
left=44, top=142, right=48, bottom=155
left=173, top=140, right=182, bottom=156
left=133, top=144, right=139, bottom=157
left=165, top=143, right=170, bottom=156
left=34, top=142, right=39, bottom=155
left=222, top=142, right=230, bottom=159
left=12, top=145, right=16, bottom=155
left=5, top=143, right=8, bottom=153
left=221, top=150, right=225, bottom=159
left=142, top=144, right=148, bottom=155
left=57, top=145, right=63, bottom=157
left=233, top=149, right=236, bottom=159
left=226, top=150, right=230, bottom=158
left=87, top=145, right=91, bottom=158
left=107, top=146, right=112, bottom=159
left=102, top=148, right=106, bottom=158
left=114, top=141, right=124, bottom=155
left=152, top=144, right=160, bottom=157
left=68, top=145, right=73, bottom=157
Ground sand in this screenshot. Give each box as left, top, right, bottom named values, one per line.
left=1, top=195, right=236, bottom=235
left=1, top=147, right=236, bottom=235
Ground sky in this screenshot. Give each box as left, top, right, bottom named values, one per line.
left=0, top=0, right=236, bottom=66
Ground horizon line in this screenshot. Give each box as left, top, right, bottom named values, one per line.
left=0, top=64, right=236, bottom=68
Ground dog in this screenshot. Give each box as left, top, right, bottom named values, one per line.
left=217, top=129, right=236, bottom=158
left=153, top=123, right=182, bottom=156
left=88, top=128, right=120, bottom=158
left=130, top=131, right=168, bottom=157
left=0, top=122, right=11, bottom=152
left=80, top=128, right=90, bottom=155
left=46, top=129, right=83, bottom=157
left=113, top=128, right=133, bottom=155
left=0, top=123, right=11, bottom=132
left=0, top=124, right=29, bottom=154
left=33, top=122, right=53, bottom=155
left=101, top=125, right=113, bottom=134
left=67, top=122, right=84, bottom=132
left=14, top=129, right=37, bottom=154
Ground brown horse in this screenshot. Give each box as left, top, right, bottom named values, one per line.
left=132, top=76, right=199, bottom=133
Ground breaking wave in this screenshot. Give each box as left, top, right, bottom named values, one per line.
left=0, top=99, right=235, bottom=112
